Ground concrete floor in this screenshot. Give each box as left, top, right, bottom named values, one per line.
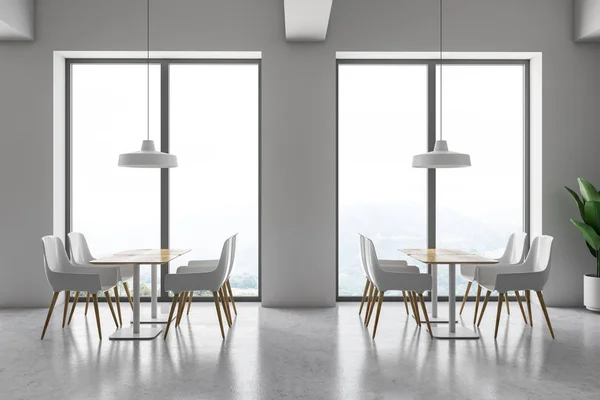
left=1, top=301, right=599, bottom=400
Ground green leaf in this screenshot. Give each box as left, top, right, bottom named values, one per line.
left=584, top=201, right=600, bottom=235
left=565, top=186, right=585, bottom=219
left=571, top=219, right=600, bottom=251
left=587, top=242, right=598, bottom=258
left=577, top=178, right=600, bottom=202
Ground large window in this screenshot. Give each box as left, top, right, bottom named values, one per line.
left=337, top=60, right=528, bottom=299
left=69, top=60, right=260, bottom=299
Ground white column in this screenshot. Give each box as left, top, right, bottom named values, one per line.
left=151, top=264, right=157, bottom=318
left=133, top=264, right=140, bottom=334
left=449, top=263, right=456, bottom=333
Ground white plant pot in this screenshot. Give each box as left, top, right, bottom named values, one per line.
left=583, top=274, right=600, bottom=312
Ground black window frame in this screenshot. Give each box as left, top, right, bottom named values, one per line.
left=335, top=59, right=531, bottom=302
left=66, top=58, right=262, bottom=302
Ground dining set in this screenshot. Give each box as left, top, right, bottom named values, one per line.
left=358, top=232, right=556, bottom=340
left=40, top=230, right=555, bottom=343
left=40, top=233, right=238, bottom=341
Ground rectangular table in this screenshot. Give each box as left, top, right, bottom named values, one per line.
left=399, top=249, right=497, bottom=339
left=91, top=249, right=190, bottom=341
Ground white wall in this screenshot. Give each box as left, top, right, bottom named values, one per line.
left=1, top=0, right=599, bottom=307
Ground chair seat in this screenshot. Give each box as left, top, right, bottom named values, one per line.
left=117, top=264, right=134, bottom=281
left=460, top=264, right=477, bottom=281
left=177, top=260, right=219, bottom=274
left=101, top=284, right=117, bottom=292
left=177, top=265, right=215, bottom=274
left=381, top=264, right=420, bottom=274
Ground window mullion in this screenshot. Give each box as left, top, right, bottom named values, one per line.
left=160, top=61, right=170, bottom=301
left=427, top=62, right=437, bottom=301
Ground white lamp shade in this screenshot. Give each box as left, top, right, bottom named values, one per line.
left=118, top=140, right=178, bottom=168
left=412, top=140, right=471, bottom=168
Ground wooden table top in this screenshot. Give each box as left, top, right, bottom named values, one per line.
left=90, top=249, right=191, bottom=265
left=399, top=248, right=498, bottom=265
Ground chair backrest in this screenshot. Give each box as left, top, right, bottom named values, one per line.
left=364, top=237, right=384, bottom=288
left=358, top=234, right=370, bottom=279
left=497, top=232, right=528, bottom=264
left=67, top=232, right=95, bottom=264
left=226, top=233, right=238, bottom=278
left=523, top=235, right=554, bottom=285
left=42, top=236, right=76, bottom=290
left=214, top=236, right=232, bottom=287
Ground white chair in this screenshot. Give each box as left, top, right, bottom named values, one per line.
left=476, top=235, right=555, bottom=339
left=460, top=232, right=528, bottom=324
left=41, top=236, right=120, bottom=340
left=358, top=234, right=420, bottom=325
left=363, top=237, right=433, bottom=339
left=178, top=234, right=238, bottom=320
left=68, top=232, right=134, bottom=326
left=163, top=236, right=233, bottom=339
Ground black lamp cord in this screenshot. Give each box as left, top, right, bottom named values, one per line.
left=439, top=0, right=443, bottom=141
left=147, top=0, right=150, bottom=140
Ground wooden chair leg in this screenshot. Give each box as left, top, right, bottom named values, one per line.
left=176, top=291, right=188, bottom=327
left=213, top=292, right=225, bottom=339
left=227, top=281, right=237, bottom=315
left=366, top=289, right=379, bottom=327
left=219, top=288, right=232, bottom=327
left=359, top=279, right=370, bottom=315
left=221, top=286, right=233, bottom=324
left=104, top=291, right=119, bottom=329
left=505, top=293, right=511, bottom=315
left=67, top=291, right=80, bottom=326
left=186, top=291, right=193, bottom=316
left=514, top=291, right=528, bottom=324
left=364, top=285, right=375, bottom=325
left=418, top=293, right=434, bottom=339
left=408, top=291, right=420, bottom=326
left=114, top=287, right=122, bottom=327
left=525, top=290, right=533, bottom=327
left=372, top=291, right=385, bottom=339
left=460, top=281, right=472, bottom=315
left=536, top=291, right=555, bottom=339
left=473, top=285, right=482, bottom=325
left=41, top=292, right=59, bottom=340
left=84, top=293, right=91, bottom=316
left=494, top=292, right=504, bottom=339
left=123, top=282, right=134, bottom=310
left=411, top=292, right=421, bottom=327
left=477, top=290, right=492, bottom=327
left=163, top=294, right=179, bottom=339
left=92, top=294, right=102, bottom=340
left=62, top=291, right=70, bottom=328
left=402, top=290, right=410, bottom=315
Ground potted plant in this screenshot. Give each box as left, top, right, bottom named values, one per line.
left=566, top=178, right=600, bottom=311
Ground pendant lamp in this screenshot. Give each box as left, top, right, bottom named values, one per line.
left=412, top=0, right=470, bottom=169
left=119, top=0, right=177, bottom=168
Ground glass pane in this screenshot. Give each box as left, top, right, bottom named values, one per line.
left=71, top=63, right=161, bottom=297
left=169, top=64, right=259, bottom=297
left=436, top=64, right=525, bottom=296
left=338, top=64, right=429, bottom=297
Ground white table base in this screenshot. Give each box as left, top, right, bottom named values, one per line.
left=431, top=326, right=480, bottom=339
left=430, top=263, right=479, bottom=339
left=133, top=311, right=175, bottom=324
left=111, top=264, right=164, bottom=340
left=109, top=326, right=163, bottom=341
left=136, top=264, right=174, bottom=324
left=414, top=314, right=457, bottom=324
